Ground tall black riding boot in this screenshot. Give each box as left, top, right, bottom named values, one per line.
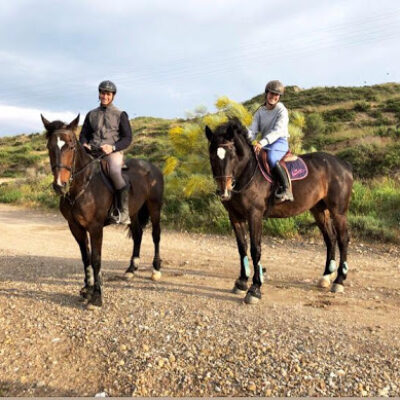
left=273, top=163, right=294, bottom=202
left=116, top=184, right=130, bottom=224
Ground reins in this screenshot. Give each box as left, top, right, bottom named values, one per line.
left=231, top=153, right=258, bottom=193
left=50, top=137, right=107, bottom=206
left=212, top=142, right=259, bottom=194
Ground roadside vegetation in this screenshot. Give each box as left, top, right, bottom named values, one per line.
left=1, top=83, right=400, bottom=242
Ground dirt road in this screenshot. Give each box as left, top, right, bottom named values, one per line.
left=0, top=203, right=399, bottom=396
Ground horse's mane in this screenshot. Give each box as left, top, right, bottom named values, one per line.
left=216, top=117, right=253, bottom=147
left=44, top=121, right=68, bottom=138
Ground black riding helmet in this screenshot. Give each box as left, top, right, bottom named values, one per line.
left=98, top=80, right=117, bottom=94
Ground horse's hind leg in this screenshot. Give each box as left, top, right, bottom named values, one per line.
left=310, top=203, right=337, bottom=288
left=331, top=213, right=350, bottom=293
left=148, top=202, right=162, bottom=281
left=125, top=216, right=143, bottom=280
left=231, top=218, right=250, bottom=294
left=68, top=221, right=93, bottom=300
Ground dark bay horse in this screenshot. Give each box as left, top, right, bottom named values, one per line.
left=205, top=118, right=353, bottom=304
left=41, top=115, right=164, bottom=308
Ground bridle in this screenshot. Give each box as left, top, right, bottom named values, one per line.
left=212, top=141, right=258, bottom=194
left=51, top=141, right=77, bottom=181
left=50, top=133, right=106, bottom=202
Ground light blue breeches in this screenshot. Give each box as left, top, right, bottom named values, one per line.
left=263, top=137, right=289, bottom=167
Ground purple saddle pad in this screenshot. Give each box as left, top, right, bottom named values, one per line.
left=285, top=157, right=308, bottom=181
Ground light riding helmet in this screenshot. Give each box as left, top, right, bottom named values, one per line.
left=265, top=80, right=284, bottom=96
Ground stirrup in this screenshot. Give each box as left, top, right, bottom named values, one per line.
left=275, top=188, right=294, bottom=202
left=107, top=208, right=120, bottom=224
left=115, top=208, right=130, bottom=225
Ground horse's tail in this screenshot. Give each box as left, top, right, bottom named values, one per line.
left=138, top=203, right=150, bottom=227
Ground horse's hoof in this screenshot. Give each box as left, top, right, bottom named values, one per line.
left=124, top=272, right=134, bottom=281
left=331, top=283, right=345, bottom=293
left=151, top=270, right=162, bottom=281
left=80, top=286, right=93, bottom=299
left=233, top=279, right=248, bottom=294
left=87, top=293, right=103, bottom=309
left=86, top=303, right=101, bottom=311
left=244, top=293, right=260, bottom=305
left=318, top=275, right=331, bottom=288
left=232, top=286, right=247, bottom=295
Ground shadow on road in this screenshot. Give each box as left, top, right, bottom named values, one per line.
left=0, top=379, right=80, bottom=397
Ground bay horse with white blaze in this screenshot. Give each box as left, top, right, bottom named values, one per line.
left=205, top=118, right=353, bottom=304
left=42, top=114, right=164, bottom=308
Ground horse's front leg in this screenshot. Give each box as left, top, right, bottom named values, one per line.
left=68, top=221, right=93, bottom=300
left=230, top=217, right=250, bottom=294
left=87, top=225, right=104, bottom=308
left=245, top=212, right=264, bottom=304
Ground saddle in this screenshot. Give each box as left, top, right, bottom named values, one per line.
left=256, top=149, right=308, bottom=184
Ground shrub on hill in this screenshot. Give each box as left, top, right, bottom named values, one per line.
left=353, top=101, right=371, bottom=112
left=304, top=113, right=326, bottom=137
left=322, top=108, right=356, bottom=123
left=337, top=143, right=400, bottom=179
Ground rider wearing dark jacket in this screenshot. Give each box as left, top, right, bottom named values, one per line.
left=79, top=80, right=132, bottom=224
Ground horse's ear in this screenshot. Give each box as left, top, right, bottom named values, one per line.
left=41, top=114, right=51, bottom=130
left=67, top=114, right=80, bottom=131
left=205, top=125, right=213, bottom=142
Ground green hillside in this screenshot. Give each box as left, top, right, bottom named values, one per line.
left=1, top=83, right=400, bottom=242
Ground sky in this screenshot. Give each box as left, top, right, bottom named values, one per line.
left=0, top=0, right=399, bottom=136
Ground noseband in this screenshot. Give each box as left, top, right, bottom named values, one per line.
left=212, top=142, right=258, bottom=194
left=212, top=141, right=234, bottom=183
left=51, top=140, right=77, bottom=183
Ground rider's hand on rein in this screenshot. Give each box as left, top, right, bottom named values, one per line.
left=100, top=144, right=114, bottom=155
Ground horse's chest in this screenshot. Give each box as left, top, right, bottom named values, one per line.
left=227, top=195, right=263, bottom=215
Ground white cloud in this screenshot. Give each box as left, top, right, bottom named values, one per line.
left=0, top=105, right=78, bottom=136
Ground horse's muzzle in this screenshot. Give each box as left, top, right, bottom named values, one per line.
left=218, top=189, right=232, bottom=202
left=215, top=177, right=234, bottom=202
left=52, top=182, right=67, bottom=195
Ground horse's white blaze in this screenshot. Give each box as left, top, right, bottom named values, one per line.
left=217, top=147, right=226, bottom=160
left=57, top=136, right=65, bottom=150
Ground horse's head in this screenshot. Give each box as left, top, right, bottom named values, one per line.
left=205, top=118, right=250, bottom=201
left=41, top=114, right=80, bottom=195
